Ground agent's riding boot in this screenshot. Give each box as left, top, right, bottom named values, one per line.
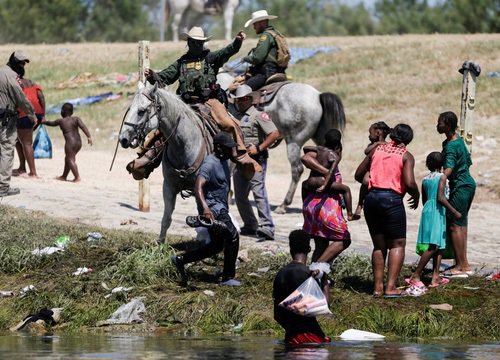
left=236, top=152, right=262, bottom=181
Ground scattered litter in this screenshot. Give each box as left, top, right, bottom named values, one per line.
left=73, top=267, right=93, bottom=276
left=339, top=329, right=385, bottom=341
left=402, top=285, right=427, bottom=297
left=54, top=235, right=70, bottom=247
left=260, top=251, right=274, bottom=256
left=96, top=297, right=146, bottom=326
left=203, top=290, right=215, bottom=297
left=233, top=323, right=243, bottom=332
left=247, top=272, right=262, bottom=278
left=237, top=249, right=249, bottom=262
left=10, top=307, right=63, bottom=333
left=486, top=71, right=500, bottom=77
left=429, top=303, right=453, bottom=311
left=56, top=72, right=139, bottom=89
left=104, top=286, right=134, bottom=299
left=87, top=232, right=103, bottom=242
left=120, top=219, right=138, bottom=225
left=46, top=92, right=121, bottom=115
left=486, top=273, right=500, bottom=280
left=257, top=266, right=270, bottom=273
left=32, top=246, right=64, bottom=256
left=463, top=286, right=480, bottom=290
left=101, top=282, right=111, bottom=290
left=19, top=285, right=36, bottom=298
left=0, top=290, right=14, bottom=297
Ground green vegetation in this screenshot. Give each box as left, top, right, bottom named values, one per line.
left=1, top=205, right=498, bottom=340
left=0, top=0, right=499, bottom=43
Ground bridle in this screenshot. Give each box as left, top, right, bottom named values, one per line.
left=123, top=92, right=161, bottom=148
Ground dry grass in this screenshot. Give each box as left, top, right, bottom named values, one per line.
left=1, top=34, right=499, bottom=196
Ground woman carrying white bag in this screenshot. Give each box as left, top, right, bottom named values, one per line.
left=273, top=230, right=331, bottom=345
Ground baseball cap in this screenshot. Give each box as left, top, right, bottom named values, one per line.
left=12, top=51, right=29, bottom=63
left=213, top=132, right=237, bottom=148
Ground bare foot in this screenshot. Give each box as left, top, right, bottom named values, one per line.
left=27, top=173, right=40, bottom=179
left=72, top=177, right=81, bottom=183
left=12, top=169, right=26, bottom=177
left=18, top=172, right=29, bottom=178
left=353, top=205, right=362, bottom=220
left=55, top=176, right=67, bottom=181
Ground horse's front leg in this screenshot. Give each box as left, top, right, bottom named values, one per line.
left=275, top=142, right=303, bottom=214
left=171, top=13, right=182, bottom=42
left=223, top=4, right=234, bottom=41
left=158, top=178, right=177, bottom=244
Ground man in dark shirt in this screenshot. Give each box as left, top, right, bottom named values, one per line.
left=273, top=229, right=331, bottom=345
left=171, top=132, right=240, bottom=286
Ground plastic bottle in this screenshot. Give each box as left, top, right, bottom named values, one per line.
left=54, top=235, right=70, bottom=248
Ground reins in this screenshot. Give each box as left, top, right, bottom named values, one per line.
left=109, top=107, right=129, bottom=171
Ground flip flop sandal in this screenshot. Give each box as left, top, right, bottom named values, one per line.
left=443, top=271, right=469, bottom=278
left=186, top=215, right=213, bottom=228
left=383, top=293, right=403, bottom=299
left=428, top=278, right=450, bottom=288
left=404, top=278, right=426, bottom=288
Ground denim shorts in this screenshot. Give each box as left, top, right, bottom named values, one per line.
left=17, top=114, right=43, bottom=130
left=364, top=189, right=406, bottom=240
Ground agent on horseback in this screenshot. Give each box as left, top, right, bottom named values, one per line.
left=243, top=10, right=289, bottom=91
left=144, top=26, right=261, bottom=177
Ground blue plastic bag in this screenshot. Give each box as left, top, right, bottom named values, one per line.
left=33, top=125, right=53, bottom=159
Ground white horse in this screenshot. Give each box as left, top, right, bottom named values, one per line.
left=119, top=81, right=345, bottom=240
left=119, top=83, right=211, bottom=242
left=166, top=0, right=240, bottom=42
left=257, top=83, right=345, bottom=213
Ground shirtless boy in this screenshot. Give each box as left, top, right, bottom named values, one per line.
left=43, top=103, right=92, bottom=182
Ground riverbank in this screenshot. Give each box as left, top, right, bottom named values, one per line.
left=1, top=205, right=498, bottom=340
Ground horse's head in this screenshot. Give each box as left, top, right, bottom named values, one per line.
left=119, top=82, right=160, bottom=149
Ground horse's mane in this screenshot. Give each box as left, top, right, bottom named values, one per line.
left=156, top=87, right=200, bottom=125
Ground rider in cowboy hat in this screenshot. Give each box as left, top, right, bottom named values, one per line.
left=243, top=10, right=288, bottom=91
left=145, top=26, right=245, bottom=105
left=143, top=27, right=262, bottom=179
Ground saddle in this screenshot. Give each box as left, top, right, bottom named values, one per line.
left=126, top=100, right=262, bottom=181
left=255, top=78, right=291, bottom=107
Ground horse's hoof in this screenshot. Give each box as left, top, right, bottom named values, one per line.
left=155, top=238, right=166, bottom=245
left=274, top=206, right=287, bottom=215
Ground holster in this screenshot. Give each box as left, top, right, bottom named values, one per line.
left=0, top=108, right=18, bottom=129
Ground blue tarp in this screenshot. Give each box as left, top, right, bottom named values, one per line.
left=224, top=46, right=340, bottom=74
left=486, top=71, right=500, bottom=77
left=46, top=92, right=116, bottom=115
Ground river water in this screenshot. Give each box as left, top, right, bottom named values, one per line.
left=1, top=334, right=499, bottom=359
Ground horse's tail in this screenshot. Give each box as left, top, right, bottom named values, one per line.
left=314, top=92, right=346, bottom=145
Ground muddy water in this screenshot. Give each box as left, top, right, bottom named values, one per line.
left=1, top=334, right=499, bottom=359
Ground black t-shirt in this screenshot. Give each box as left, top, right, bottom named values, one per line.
left=272, top=262, right=326, bottom=339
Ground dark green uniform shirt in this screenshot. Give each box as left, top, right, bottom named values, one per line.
left=243, top=26, right=278, bottom=70
left=156, top=39, right=242, bottom=102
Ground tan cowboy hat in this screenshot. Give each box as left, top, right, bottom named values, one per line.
left=182, top=26, right=211, bottom=41
left=230, top=84, right=253, bottom=99
left=244, top=10, right=278, bottom=28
